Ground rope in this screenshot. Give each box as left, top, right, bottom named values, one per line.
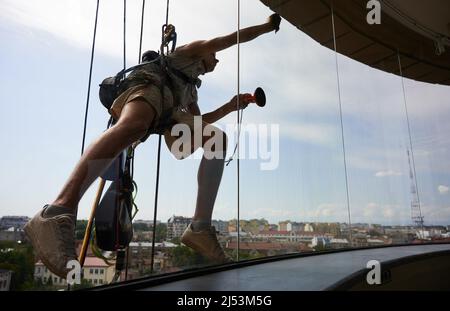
left=123, top=0, right=151, bottom=281
left=123, top=0, right=126, bottom=71
left=150, top=0, right=171, bottom=275
left=331, top=3, right=353, bottom=247
left=225, top=0, right=243, bottom=260
left=150, top=136, right=162, bottom=274
left=138, top=0, right=146, bottom=62
left=225, top=0, right=245, bottom=167
left=236, top=0, right=241, bottom=262
left=224, top=110, right=244, bottom=166
left=72, top=0, right=100, bottom=291
left=80, top=0, right=100, bottom=155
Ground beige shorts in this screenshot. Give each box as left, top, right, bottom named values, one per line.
left=109, top=83, right=174, bottom=123
left=109, top=84, right=208, bottom=159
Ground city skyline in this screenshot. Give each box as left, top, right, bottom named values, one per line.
left=1, top=213, right=449, bottom=229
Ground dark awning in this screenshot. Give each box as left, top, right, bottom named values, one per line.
left=260, top=0, right=450, bottom=86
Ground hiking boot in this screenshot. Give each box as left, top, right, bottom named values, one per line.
left=181, top=224, right=233, bottom=264
left=24, top=205, right=78, bottom=279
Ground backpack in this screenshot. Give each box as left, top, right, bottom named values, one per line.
left=95, top=152, right=135, bottom=251
left=98, top=50, right=161, bottom=110
left=98, top=50, right=201, bottom=111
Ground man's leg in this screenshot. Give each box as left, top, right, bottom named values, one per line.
left=192, top=128, right=228, bottom=229
left=24, top=99, right=156, bottom=278
left=51, top=99, right=156, bottom=212
left=168, top=117, right=231, bottom=263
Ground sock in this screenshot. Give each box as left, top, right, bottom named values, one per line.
left=191, top=220, right=211, bottom=232
left=43, top=204, right=74, bottom=219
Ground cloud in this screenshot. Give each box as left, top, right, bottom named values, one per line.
left=281, top=122, right=338, bottom=146
left=375, top=170, right=402, bottom=177
left=363, top=202, right=379, bottom=217
left=420, top=204, right=450, bottom=225
left=241, top=207, right=298, bottom=221
left=438, top=185, right=449, bottom=194
left=349, top=202, right=411, bottom=225
left=297, top=203, right=350, bottom=223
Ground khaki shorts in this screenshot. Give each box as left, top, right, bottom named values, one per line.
left=109, top=84, right=209, bottom=159
left=109, top=83, right=174, bottom=123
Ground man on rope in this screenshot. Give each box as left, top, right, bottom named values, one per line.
left=24, top=13, right=282, bottom=278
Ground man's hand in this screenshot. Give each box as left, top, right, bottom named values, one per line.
left=226, top=94, right=254, bottom=112
left=267, top=13, right=281, bottom=33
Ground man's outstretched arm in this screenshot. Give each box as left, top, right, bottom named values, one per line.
left=176, top=14, right=281, bottom=58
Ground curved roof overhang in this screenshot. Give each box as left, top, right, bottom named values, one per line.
left=260, top=0, right=450, bottom=86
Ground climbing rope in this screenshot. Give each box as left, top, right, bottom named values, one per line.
left=76, top=1, right=100, bottom=288
left=138, top=0, right=146, bottom=62
left=331, top=3, right=353, bottom=247
left=150, top=0, right=171, bottom=275
left=81, top=0, right=100, bottom=156
left=236, top=0, right=241, bottom=262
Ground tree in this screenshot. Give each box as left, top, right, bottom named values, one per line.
left=133, top=223, right=150, bottom=232
left=72, top=279, right=93, bottom=290
left=170, top=237, right=181, bottom=245
left=75, top=220, right=88, bottom=240
left=155, top=223, right=167, bottom=242
left=0, top=241, right=35, bottom=290
left=169, top=246, right=209, bottom=267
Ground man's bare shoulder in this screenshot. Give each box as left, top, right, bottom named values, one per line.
left=175, top=40, right=209, bottom=58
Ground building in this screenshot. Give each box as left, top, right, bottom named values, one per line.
left=212, top=220, right=229, bottom=234
left=304, top=223, right=314, bottom=232
left=291, top=222, right=304, bottom=232
left=227, top=231, right=249, bottom=239
left=0, top=227, right=24, bottom=242
left=329, top=238, right=350, bottom=249
left=278, top=221, right=292, bottom=232
left=134, top=219, right=160, bottom=227
left=0, top=216, right=30, bottom=230
left=352, top=234, right=369, bottom=248
left=277, top=221, right=305, bottom=232
left=227, top=220, right=238, bottom=233
left=166, top=216, right=192, bottom=240
left=367, top=239, right=387, bottom=247
left=133, top=230, right=154, bottom=242
left=310, top=236, right=331, bottom=248
left=128, top=241, right=177, bottom=274
left=34, top=257, right=115, bottom=287
left=0, top=269, right=13, bottom=291
left=255, top=230, right=316, bottom=243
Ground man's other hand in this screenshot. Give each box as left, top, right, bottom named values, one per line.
left=226, top=94, right=253, bottom=112
left=268, top=13, right=281, bottom=33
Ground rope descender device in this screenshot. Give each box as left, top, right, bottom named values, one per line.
left=162, top=24, right=177, bottom=53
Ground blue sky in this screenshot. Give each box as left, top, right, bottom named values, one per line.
left=1, top=0, right=450, bottom=226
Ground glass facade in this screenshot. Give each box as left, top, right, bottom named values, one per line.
left=0, top=0, right=449, bottom=290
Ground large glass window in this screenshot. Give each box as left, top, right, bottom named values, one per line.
left=1, top=0, right=449, bottom=291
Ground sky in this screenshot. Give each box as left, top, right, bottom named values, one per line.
left=1, top=0, right=450, bottom=226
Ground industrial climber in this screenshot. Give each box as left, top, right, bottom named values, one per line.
left=24, top=13, right=282, bottom=278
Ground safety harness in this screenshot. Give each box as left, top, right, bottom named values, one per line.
left=99, top=27, right=201, bottom=137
